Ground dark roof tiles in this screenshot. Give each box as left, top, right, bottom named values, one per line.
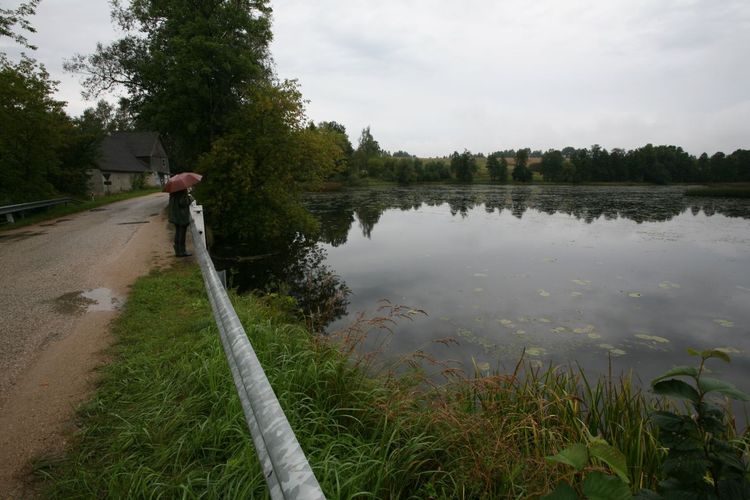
left=98, top=132, right=170, bottom=174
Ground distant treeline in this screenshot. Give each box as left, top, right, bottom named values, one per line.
left=535, top=145, right=750, bottom=184
left=324, top=124, right=750, bottom=185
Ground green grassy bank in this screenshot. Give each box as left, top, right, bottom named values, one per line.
left=39, top=265, right=707, bottom=498
left=0, top=189, right=161, bottom=232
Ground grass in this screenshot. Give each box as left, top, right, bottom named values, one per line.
left=38, top=264, right=672, bottom=498
left=0, top=188, right=161, bottom=231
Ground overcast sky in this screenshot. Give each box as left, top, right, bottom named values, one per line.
left=5, top=0, right=750, bottom=156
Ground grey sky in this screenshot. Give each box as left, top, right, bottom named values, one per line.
left=5, top=0, right=749, bottom=156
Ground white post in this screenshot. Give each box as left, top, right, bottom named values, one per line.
left=189, top=201, right=206, bottom=247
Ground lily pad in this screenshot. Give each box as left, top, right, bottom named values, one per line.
left=514, top=329, right=527, bottom=336
left=714, top=319, right=734, bottom=328
left=551, top=326, right=568, bottom=334
left=573, top=324, right=596, bottom=334
left=526, top=347, right=547, bottom=357
left=537, top=289, right=551, bottom=297
left=457, top=328, right=473, bottom=338
left=635, top=333, right=670, bottom=343
left=658, top=281, right=681, bottom=289
left=537, top=318, right=552, bottom=323
left=498, top=319, right=514, bottom=327
left=439, top=316, right=451, bottom=321
left=627, top=292, right=642, bottom=298
left=587, top=332, right=602, bottom=339
left=543, top=257, right=557, bottom=263
left=598, top=344, right=626, bottom=356
left=571, top=279, right=592, bottom=286
left=473, top=273, right=488, bottom=278
left=570, top=291, right=583, bottom=297
left=473, top=288, right=484, bottom=293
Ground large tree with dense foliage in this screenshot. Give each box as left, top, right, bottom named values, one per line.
left=512, top=148, right=532, bottom=182
left=450, top=150, right=478, bottom=182
left=350, top=126, right=381, bottom=178
left=67, top=0, right=273, bottom=169
left=195, top=81, right=342, bottom=251
left=486, top=152, right=508, bottom=182
left=540, top=149, right=564, bottom=182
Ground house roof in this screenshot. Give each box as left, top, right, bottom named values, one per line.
left=98, top=132, right=170, bottom=174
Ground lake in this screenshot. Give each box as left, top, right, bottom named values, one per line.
left=231, top=185, right=750, bottom=393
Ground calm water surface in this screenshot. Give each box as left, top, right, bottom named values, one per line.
left=302, top=186, right=750, bottom=391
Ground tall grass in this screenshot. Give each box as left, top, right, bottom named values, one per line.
left=40, top=265, right=667, bottom=498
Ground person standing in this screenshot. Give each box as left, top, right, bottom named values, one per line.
left=168, top=189, right=191, bottom=257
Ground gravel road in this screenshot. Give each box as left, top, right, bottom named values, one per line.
left=0, top=192, right=174, bottom=496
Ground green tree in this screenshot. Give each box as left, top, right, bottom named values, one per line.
left=66, top=0, right=273, bottom=169
left=450, top=150, right=478, bottom=182
left=486, top=152, right=508, bottom=182
left=316, top=121, right=353, bottom=175
left=350, top=126, right=381, bottom=178
left=540, top=149, right=564, bottom=182
left=196, top=80, right=340, bottom=251
left=79, top=99, right=135, bottom=134
left=395, top=158, right=416, bottom=185
left=512, top=148, right=532, bottom=182
left=0, top=57, right=68, bottom=202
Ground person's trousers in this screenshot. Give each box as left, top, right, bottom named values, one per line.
left=174, top=223, right=188, bottom=255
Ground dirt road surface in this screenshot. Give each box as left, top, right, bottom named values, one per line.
left=0, top=193, right=175, bottom=497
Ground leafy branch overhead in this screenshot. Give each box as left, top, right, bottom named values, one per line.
left=0, top=0, right=40, bottom=50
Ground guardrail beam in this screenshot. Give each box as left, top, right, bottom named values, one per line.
left=189, top=202, right=325, bottom=500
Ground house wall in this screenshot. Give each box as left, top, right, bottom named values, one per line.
left=87, top=170, right=163, bottom=196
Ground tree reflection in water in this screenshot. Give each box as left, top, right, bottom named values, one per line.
left=306, top=185, right=750, bottom=248
left=212, top=237, right=350, bottom=332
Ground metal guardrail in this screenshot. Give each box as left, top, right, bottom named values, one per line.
left=189, top=202, right=325, bottom=500
left=0, top=197, right=74, bottom=223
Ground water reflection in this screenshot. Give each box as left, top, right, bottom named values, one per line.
left=213, top=237, right=350, bottom=331
left=306, top=186, right=750, bottom=246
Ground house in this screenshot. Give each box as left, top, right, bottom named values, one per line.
left=88, top=132, right=171, bottom=196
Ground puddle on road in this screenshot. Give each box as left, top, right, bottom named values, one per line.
left=54, top=288, right=124, bottom=315
left=117, top=221, right=150, bottom=225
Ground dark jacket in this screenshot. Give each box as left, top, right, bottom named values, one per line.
left=168, top=190, right=191, bottom=226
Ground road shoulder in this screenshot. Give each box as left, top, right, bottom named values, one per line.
left=0, top=206, right=173, bottom=497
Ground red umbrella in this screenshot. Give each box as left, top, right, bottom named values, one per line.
left=163, top=172, right=202, bottom=193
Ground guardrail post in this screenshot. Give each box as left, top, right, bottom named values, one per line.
left=5, top=214, right=13, bottom=223
left=189, top=202, right=206, bottom=247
